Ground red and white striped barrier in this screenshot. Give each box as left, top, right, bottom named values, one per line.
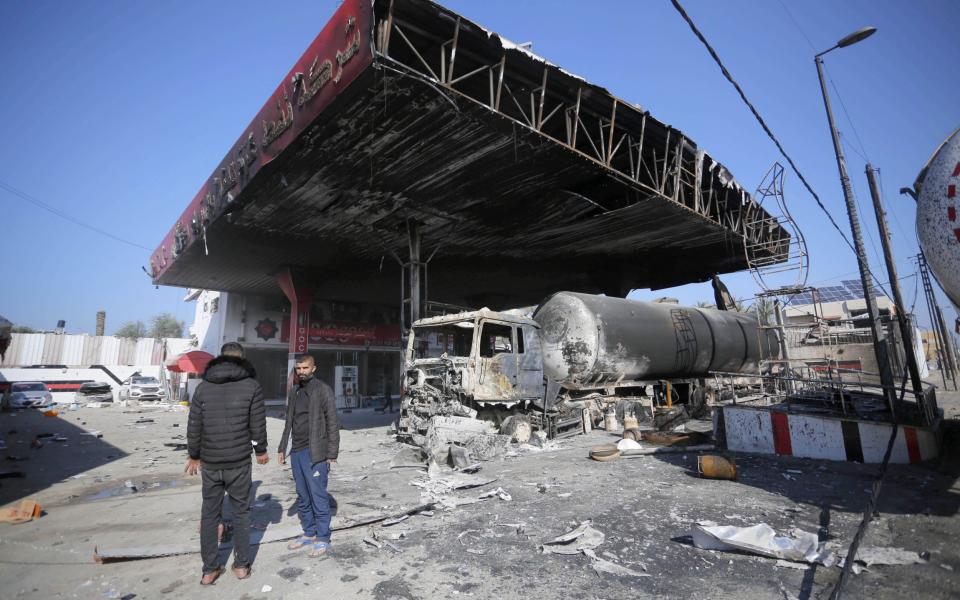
left=719, top=406, right=941, bottom=464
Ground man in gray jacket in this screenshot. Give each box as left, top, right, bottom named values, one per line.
left=186, top=342, right=268, bottom=585
left=277, top=354, right=340, bottom=557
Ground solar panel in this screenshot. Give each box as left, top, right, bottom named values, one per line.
left=786, top=279, right=883, bottom=307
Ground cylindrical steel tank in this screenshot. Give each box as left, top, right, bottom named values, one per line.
left=532, top=292, right=778, bottom=389
left=915, top=128, right=960, bottom=308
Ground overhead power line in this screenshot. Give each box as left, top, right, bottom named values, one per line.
left=668, top=0, right=895, bottom=299
left=0, top=178, right=152, bottom=252
left=668, top=0, right=856, bottom=255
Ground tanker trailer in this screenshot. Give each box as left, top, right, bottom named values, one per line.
left=913, top=128, right=960, bottom=309
left=397, top=292, right=778, bottom=441
left=534, top=292, right=778, bottom=432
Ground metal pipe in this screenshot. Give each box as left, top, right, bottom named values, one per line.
left=407, top=219, right=421, bottom=325
left=815, top=55, right=897, bottom=416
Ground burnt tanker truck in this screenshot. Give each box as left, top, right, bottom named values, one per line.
left=398, top=291, right=778, bottom=440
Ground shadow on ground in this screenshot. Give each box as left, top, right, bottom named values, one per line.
left=0, top=407, right=128, bottom=506
left=652, top=417, right=960, bottom=518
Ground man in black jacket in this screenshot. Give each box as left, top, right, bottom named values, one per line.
left=186, top=342, right=268, bottom=585
left=277, top=354, right=340, bottom=557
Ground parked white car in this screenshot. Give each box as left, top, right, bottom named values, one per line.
left=74, top=382, right=114, bottom=404
left=119, top=376, right=166, bottom=401
left=5, top=382, right=54, bottom=408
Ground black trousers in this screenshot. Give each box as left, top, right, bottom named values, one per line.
left=200, top=462, right=252, bottom=572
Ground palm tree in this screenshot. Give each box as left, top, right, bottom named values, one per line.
left=749, top=297, right=775, bottom=325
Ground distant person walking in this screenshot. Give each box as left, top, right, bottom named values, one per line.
left=277, top=354, right=340, bottom=557
left=185, top=342, right=268, bottom=585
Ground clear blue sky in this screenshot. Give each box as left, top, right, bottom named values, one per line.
left=1, top=0, right=956, bottom=334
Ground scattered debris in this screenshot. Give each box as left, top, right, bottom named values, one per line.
left=0, top=470, right=25, bottom=479
left=582, top=548, right=649, bottom=578
left=426, top=416, right=494, bottom=446
left=0, top=499, right=42, bottom=524
left=261, top=585, right=272, bottom=593
left=690, top=522, right=827, bottom=564
left=541, top=521, right=605, bottom=555
left=363, top=536, right=384, bottom=549
left=642, top=430, right=711, bottom=446
left=85, top=402, right=112, bottom=409
left=499, top=416, right=532, bottom=444
left=775, top=559, right=810, bottom=570
left=382, top=515, right=409, bottom=526
left=478, top=487, right=512, bottom=501
left=390, top=445, right=427, bottom=469
left=277, top=566, right=304, bottom=581
left=590, top=442, right=714, bottom=461
left=529, top=430, right=549, bottom=447
left=841, top=546, right=928, bottom=568
left=448, top=444, right=472, bottom=469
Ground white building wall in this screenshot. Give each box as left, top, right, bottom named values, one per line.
left=19, top=334, right=44, bottom=366
left=99, top=336, right=120, bottom=364
left=189, top=290, right=227, bottom=355
left=61, top=335, right=85, bottom=365
left=134, top=338, right=155, bottom=365
left=0, top=334, right=191, bottom=367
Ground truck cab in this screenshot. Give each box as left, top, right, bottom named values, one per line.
left=398, top=309, right=544, bottom=438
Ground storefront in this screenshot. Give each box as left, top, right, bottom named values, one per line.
left=187, top=290, right=402, bottom=405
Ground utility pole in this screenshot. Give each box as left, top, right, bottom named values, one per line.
left=865, top=166, right=930, bottom=418
left=815, top=42, right=897, bottom=414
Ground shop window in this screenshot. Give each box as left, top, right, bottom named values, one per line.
left=480, top=322, right=513, bottom=358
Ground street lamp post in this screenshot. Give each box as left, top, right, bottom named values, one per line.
left=814, top=27, right=898, bottom=414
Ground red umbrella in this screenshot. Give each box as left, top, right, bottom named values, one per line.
left=166, top=350, right=215, bottom=374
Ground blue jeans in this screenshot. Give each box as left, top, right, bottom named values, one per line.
left=290, top=449, right=332, bottom=542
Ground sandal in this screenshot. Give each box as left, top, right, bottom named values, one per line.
left=309, top=541, right=331, bottom=557
left=232, top=565, right=251, bottom=580
left=287, top=536, right=316, bottom=550
left=200, top=566, right=224, bottom=586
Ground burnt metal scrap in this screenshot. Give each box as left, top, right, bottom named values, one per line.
left=398, top=293, right=778, bottom=452
left=151, top=0, right=788, bottom=306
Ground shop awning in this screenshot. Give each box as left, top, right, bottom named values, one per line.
left=166, top=350, right=215, bottom=374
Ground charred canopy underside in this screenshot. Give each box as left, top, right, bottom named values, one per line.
left=154, top=0, right=786, bottom=308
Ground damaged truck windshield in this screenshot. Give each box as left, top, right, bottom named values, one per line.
left=412, top=321, right=474, bottom=359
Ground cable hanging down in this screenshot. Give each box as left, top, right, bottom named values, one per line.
left=668, top=1, right=856, bottom=253
left=669, top=0, right=894, bottom=299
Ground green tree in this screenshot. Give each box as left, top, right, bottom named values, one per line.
left=148, top=313, right=184, bottom=338
left=116, top=321, right=147, bottom=339
left=11, top=325, right=35, bottom=333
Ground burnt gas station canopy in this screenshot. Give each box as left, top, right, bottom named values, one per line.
left=151, top=0, right=788, bottom=309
